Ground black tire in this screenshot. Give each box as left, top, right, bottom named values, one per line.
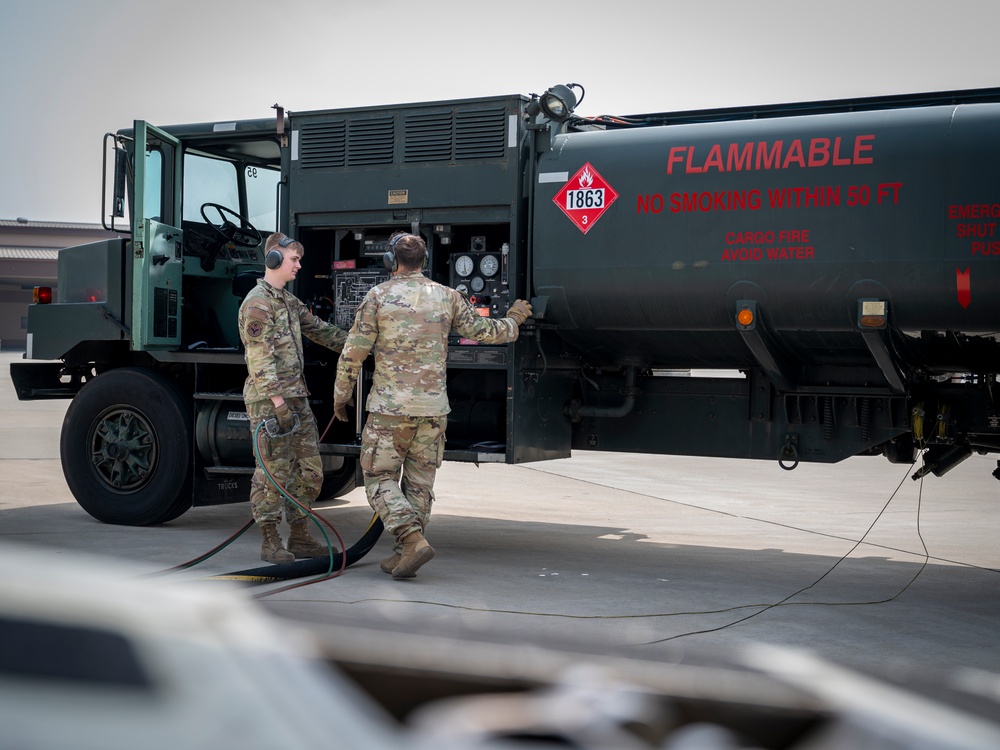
left=60, top=368, right=194, bottom=526
left=319, top=456, right=359, bottom=501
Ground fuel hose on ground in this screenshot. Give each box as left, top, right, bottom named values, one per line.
left=209, top=514, right=383, bottom=585
left=218, top=420, right=382, bottom=588
left=158, top=419, right=383, bottom=588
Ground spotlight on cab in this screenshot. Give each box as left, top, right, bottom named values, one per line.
left=539, top=84, right=580, bottom=122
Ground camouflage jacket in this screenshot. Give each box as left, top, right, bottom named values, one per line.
left=334, top=271, right=519, bottom=416
left=239, top=278, right=347, bottom=404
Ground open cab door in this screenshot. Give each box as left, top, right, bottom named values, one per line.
left=132, top=121, right=183, bottom=350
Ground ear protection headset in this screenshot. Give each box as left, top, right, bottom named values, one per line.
left=383, top=233, right=427, bottom=272
left=266, top=235, right=296, bottom=269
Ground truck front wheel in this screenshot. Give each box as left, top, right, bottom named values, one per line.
left=61, top=368, right=194, bottom=525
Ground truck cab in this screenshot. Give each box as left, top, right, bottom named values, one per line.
left=10, top=115, right=361, bottom=524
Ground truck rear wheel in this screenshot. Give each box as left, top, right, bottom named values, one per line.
left=61, top=368, right=194, bottom=526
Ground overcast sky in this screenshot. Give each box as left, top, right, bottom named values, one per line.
left=3, top=0, right=999, bottom=223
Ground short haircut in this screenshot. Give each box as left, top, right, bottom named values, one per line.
left=390, top=232, right=426, bottom=269
left=264, top=232, right=303, bottom=255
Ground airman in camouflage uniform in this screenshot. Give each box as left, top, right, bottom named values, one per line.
left=333, top=232, right=532, bottom=579
left=239, top=232, right=348, bottom=564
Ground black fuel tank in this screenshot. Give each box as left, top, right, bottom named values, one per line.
left=532, top=101, right=1000, bottom=372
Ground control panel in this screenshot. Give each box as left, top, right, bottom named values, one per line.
left=449, top=238, right=511, bottom=318
left=332, top=269, right=390, bottom=329
left=296, top=224, right=516, bottom=370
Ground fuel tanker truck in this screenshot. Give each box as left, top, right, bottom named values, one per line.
left=10, top=84, right=1000, bottom=525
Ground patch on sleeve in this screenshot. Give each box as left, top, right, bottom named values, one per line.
left=242, top=305, right=270, bottom=341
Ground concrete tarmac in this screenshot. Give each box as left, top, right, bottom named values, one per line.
left=2, top=350, right=999, bottom=698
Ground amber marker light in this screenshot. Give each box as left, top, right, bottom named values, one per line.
left=737, top=307, right=754, bottom=327
left=33, top=286, right=52, bottom=304
left=859, top=300, right=887, bottom=328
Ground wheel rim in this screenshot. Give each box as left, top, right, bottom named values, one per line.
left=89, top=408, right=158, bottom=493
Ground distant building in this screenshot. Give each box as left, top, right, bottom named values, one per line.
left=0, top=218, right=126, bottom=350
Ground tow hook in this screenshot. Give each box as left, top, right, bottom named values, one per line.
left=778, top=434, right=799, bottom=471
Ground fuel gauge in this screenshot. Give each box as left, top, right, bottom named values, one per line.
left=454, top=255, right=474, bottom=278
left=479, top=254, right=499, bottom=277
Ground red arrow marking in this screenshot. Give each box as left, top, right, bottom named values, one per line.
left=956, top=267, right=971, bottom=309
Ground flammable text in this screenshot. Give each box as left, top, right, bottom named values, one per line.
left=666, top=136, right=875, bottom=175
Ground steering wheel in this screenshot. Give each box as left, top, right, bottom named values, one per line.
left=200, top=203, right=262, bottom=248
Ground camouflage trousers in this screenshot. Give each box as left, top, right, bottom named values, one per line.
left=360, top=413, right=447, bottom=550
left=247, top=397, right=323, bottom=525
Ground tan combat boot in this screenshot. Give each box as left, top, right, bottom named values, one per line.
left=391, top=530, right=435, bottom=579
left=287, top=520, right=335, bottom=559
left=260, top=522, right=294, bottom=564
left=380, top=552, right=401, bottom=574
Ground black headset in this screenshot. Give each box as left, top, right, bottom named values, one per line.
left=265, top=235, right=296, bottom=269
left=383, top=233, right=426, bottom=272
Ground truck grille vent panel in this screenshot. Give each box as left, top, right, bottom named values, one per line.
left=455, top=106, right=507, bottom=160
left=404, top=112, right=453, bottom=162
left=300, top=117, right=396, bottom=168
left=302, top=108, right=506, bottom=168
left=347, top=117, right=395, bottom=166
left=404, top=106, right=507, bottom=163
left=300, top=121, right=347, bottom=169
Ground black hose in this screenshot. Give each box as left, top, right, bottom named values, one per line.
left=209, top=420, right=384, bottom=585
left=209, top=515, right=383, bottom=584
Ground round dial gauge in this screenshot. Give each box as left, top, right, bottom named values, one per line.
left=479, top=254, right=499, bottom=277
left=470, top=276, right=485, bottom=292
left=454, top=255, right=474, bottom=277
left=455, top=283, right=469, bottom=295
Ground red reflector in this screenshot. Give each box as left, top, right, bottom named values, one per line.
left=33, top=287, right=52, bottom=304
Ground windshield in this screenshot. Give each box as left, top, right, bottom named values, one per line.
left=245, top=165, right=280, bottom=230
left=182, top=154, right=279, bottom=232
